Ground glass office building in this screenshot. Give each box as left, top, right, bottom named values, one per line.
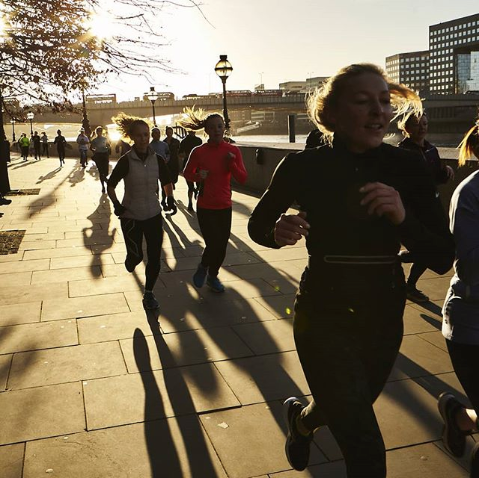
left=429, top=13, right=479, bottom=94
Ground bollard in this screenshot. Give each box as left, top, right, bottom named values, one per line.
left=288, top=114, right=296, bottom=143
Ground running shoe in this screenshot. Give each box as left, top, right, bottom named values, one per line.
left=471, top=442, right=479, bottom=478
left=142, top=292, right=159, bottom=310
left=438, top=392, right=467, bottom=457
left=406, top=284, right=429, bottom=303
left=193, top=264, right=208, bottom=288
left=206, top=276, right=225, bottom=293
left=0, top=197, right=12, bottom=205
left=283, top=397, right=313, bottom=471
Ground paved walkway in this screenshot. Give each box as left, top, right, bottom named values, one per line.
left=0, top=152, right=475, bottom=478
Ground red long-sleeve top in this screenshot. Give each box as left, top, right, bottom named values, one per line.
left=183, top=140, right=247, bottom=209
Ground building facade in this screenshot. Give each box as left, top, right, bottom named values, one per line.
left=429, top=13, right=479, bottom=94
left=385, top=51, right=429, bottom=94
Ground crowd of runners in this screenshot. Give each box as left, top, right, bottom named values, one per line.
left=3, top=62, right=479, bottom=478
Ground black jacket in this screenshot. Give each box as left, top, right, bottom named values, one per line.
left=248, top=141, right=454, bottom=278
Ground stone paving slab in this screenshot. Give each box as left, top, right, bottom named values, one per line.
left=0, top=319, right=78, bottom=354
left=199, top=402, right=327, bottom=478
left=0, top=443, right=24, bottom=478
left=22, top=247, right=93, bottom=260
left=68, top=275, right=164, bottom=297
left=49, top=253, right=114, bottom=269
left=31, top=266, right=102, bottom=284
left=0, top=282, right=68, bottom=306
left=120, top=327, right=254, bottom=373
left=418, top=330, right=449, bottom=352
left=83, top=363, right=240, bottom=430
left=214, top=351, right=310, bottom=405
left=41, top=293, right=130, bottom=321
left=8, top=341, right=127, bottom=390
left=232, top=318, right=295, bottom=355
left=253, top=294, right=296, bottom=319
left=1, top=271, right=32, bottom=286
left=0, top=382, right=85, bottom=445
left=78, top=311, right=160, bottom=344
left=0, top=258, right=50, bottom=274
left=403, top=303, right=441, bottom=335
left=0, top=354, right=12, bottom=391
left=23, top=416, right=227, bottom=478
left=389, top=335, right=453, bottom=381
left=18, top=240, right=57, bottom=250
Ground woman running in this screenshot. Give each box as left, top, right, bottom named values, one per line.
left=179, top=130, right=202, bottom=211
left=248, top=63, right=454, bottom=477
left=398, top=111, right=455, bottom=302
left=90, top=126, right=111, bottom=194
left=107, top=116, right=176, bottom=311
left=181, top=109, right=247, bottom=293
left=53, top=129, right=67, bottom=167
left=438, top=121, right=479, bottom=478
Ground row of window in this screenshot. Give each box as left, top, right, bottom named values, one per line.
left=431, top=20, right=479, bottom=35
left=431, top=29, right=479, bottom=42
left=432, top=37, right=479, bottom=50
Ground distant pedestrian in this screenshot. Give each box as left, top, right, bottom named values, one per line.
left=76, top=128, right=90, bottom=168
left=0, top=138, right=12, bottom=206
left=398, top=111, right=455, bottom=303
left=115, top=138, right=132, bottom=156
left=29, top=133, right=35, bottom=158
left=41, top=132, right=49, bottom=157
left=438, top=121, right=479, bottom=478
left=149, top=127, right=170, bottom=208
left=19, top=133, right=30, bottom=161
left=181, top=109, right=247, bottom=293
left=90, top=126, right=111, bottom=194
left=107, top=115, right=176, bottom=311
left=53, top=129, right=67, bottom=167
left=162, top=126, right=180, bottom=205
left=304, top=128, right=324, bottom=149
left=179, top=130, right=202, bottom=211
left=248, top=63, right=454, bottom=476
left=32, top=131, right=41, bottom=160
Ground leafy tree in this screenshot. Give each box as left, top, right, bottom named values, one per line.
left=0, top=0, right=202, bottom=144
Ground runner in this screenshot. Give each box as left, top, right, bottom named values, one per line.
left=179, top=130, right=202, bottom=211
left=248, top=63, right=455, bottom=477
left=90, top=126, right=111, bottom=193
left=107, top=116, right=177, bottom=310
left=181, top=109, right=247, bottom=293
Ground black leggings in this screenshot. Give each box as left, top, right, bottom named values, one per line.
left=93, top=153, right=109, bottom=183
left=197, top=207, right=232, bottom=278
left=42, top=143, right=49, bottom=157
left=446, top=340, right=479, bottom=427
left=294, top=269, right=405, bottom=478
left=407, top=262, right=427, bottom=287
left=120, top=214, right=164, bottom=291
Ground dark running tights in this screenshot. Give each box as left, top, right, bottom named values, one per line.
left=294, top=285, right=405, bottom=478
left=407, top=262, right=427, bottom=287
left=197, top=207, right=232, bottom=278
left=120, top=214, right=164, bottom=291
left=446, top=339, right=479, bottom=428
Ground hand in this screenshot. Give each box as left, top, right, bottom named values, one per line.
left=274, top=211, right=310, bottom=247
left=359, top=182, right=405, bottom=225
left=166, top=196, right=177, bottom=216
left=226, top=152, right=236, bottom=160
left=198, top=169, right=209, bottom=180
left=113, top=200, right=126, bottom=217
left=446, top=165, right=455, bottom=181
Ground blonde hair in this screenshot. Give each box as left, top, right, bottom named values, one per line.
left=112, top=113, right=150, bottom=139
left=178, top=107, right=223, bottom=132
left=458, top=122, right=479, bottom=167
left=307, top=63, right=423, bottom=144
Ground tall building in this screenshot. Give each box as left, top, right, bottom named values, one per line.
left=385, top=51, right=429, bottom=94
left=429, top=13, right=479, bottom=94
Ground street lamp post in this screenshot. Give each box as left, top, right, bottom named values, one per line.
left=10, top=119, right=15, bottom=142
left=214, top=55, right=233, bottom=131
left=146, top=87, right=158, bottom=127
left=27, top=112, right=34, bottom=135
left=81, top=82, right=92, bottom=138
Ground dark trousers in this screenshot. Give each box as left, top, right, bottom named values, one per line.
left=79, top=149, right=88, bottom=166
left=93, top=153, right=109, bottom=182
left=21, top=146, right=29, bottom=160
left=197, top=207, right=232, bottom=278
left=294, top=268, right=406, bottom=478
left=446, top=340, right=479, bottom=428
left=57, top=148, right=65, bottom=161
left=42, top=143, right=49, bottom=157
left=34, top=145, right=41, bottom=159
left=120, top=214, right=164, bottom=291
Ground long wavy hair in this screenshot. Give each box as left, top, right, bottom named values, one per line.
left=112, top=112, right=150, bottom=139
left=178, top=107, right=223, bottom=132
left=458, top=122, right=479, bottom=167
left=307, top=63, right=423, bottom=145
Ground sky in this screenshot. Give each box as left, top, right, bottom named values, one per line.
left=100, top=0, right=479, bottom=101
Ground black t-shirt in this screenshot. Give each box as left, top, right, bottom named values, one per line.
left=179, top=135, right=203, bottom=169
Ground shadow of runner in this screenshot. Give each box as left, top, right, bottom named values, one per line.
left=36, top=167, right=62, bottom=184
left=133, top=326, right=223, bottom=478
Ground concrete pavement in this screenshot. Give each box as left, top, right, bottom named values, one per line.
left=0, top=152, right=476, bottom=477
